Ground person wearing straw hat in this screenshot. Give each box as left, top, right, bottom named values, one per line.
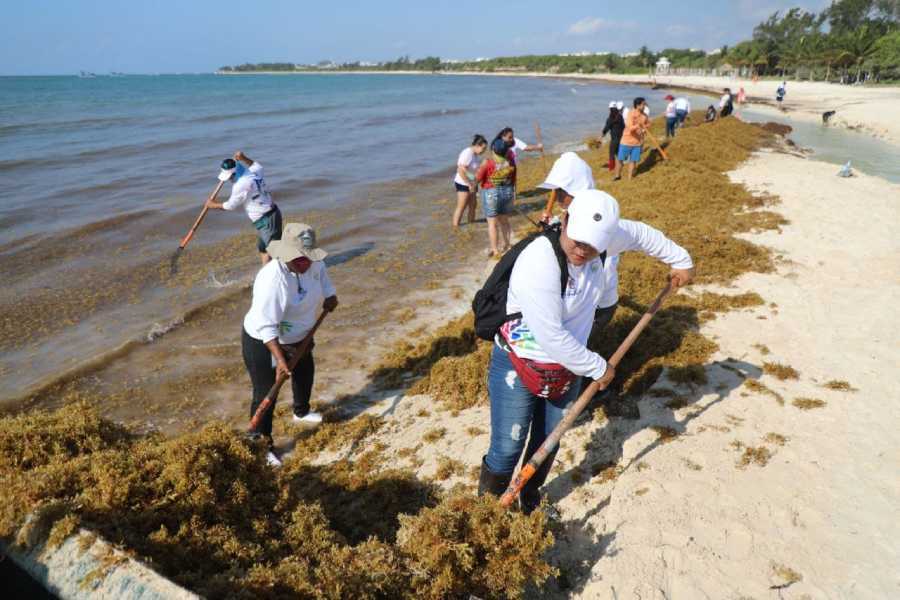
left=241, top=222, right=338, bottom=463
left=602, top=102, right=625, bottom=172
left=206, top=151, right=282, bottom=265
left=478, top=190, right=693, bottom=514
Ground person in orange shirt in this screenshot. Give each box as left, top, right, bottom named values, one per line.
left=614, top=97, right=650, bottom=181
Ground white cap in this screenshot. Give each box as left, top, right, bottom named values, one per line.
left=608, top=101, right=616, bottom=108
left=616, top=101, right=624, bottom=110
left=539, top=152, right=595, bottom=193
left=566, top=190, right=620, bottom=252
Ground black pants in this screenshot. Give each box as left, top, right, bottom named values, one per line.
left=608, top=135, right=621, bottom=163
left=242, top=329, right=316, bottom=438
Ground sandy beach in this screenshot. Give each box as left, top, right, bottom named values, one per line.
left=593, top=73, right=900, bottom=146
left=342, top=145, right=900, bottom=597
left=3, top=96, right=899, bottom=598
left=222, top=69, right=900, bottom=147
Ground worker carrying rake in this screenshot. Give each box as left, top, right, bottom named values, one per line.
left=242, top=223, right=338, bottom=466
left=205, top=151, right=283, bottom=265
left=472, top=190, right=693, bottom=515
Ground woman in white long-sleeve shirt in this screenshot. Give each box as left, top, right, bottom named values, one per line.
left=206, top=151, right=283, bottom=265
left=242, top=222, right=338, bottom=457
left=478, top=190, right=693, bottom=514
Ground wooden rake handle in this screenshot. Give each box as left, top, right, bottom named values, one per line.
left=645, top=129, right=669, bottom=161
left=499, top=281, right=674, bottom=508
left=179, top=179, right=226, bottom=250
left=248, top=309, right=331, bottom=433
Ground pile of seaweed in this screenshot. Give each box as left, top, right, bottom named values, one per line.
left=373, top=116, right=785, bottom=408
left=0, top=403, right=554, bottom=599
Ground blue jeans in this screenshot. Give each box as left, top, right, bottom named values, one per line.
left=485, top=345, right=579, bottom=487
left=676, top=109, right=687, bottom=125
left=666, top=116, right=677, bottom=137
left=482, top=185, right=513, bottom=218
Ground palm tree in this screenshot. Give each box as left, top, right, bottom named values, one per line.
left=839, top=25, right=881, bottom=82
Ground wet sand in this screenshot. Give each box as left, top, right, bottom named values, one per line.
left=9, top=167, right=543, bottom=437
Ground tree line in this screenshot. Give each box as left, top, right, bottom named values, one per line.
left=219, top=0, right=900, bottom=83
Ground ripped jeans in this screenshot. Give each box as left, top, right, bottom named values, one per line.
left=485, top=344, right=579, bottom=485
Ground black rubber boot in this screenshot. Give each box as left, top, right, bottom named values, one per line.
left=477, top=456, right=512, bottom=497
left=519, top=451, right=558, bottom=516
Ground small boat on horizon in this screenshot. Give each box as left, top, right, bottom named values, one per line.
left=78, top=71, right=97, bottom=78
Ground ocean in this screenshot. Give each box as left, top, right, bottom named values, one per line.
left=2, top=73, right=891, bottom=418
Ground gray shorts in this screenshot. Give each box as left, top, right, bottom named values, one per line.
left=253, top=206, right=282, bottom=253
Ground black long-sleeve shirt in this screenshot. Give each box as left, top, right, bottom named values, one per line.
left=602, top=112, right=625, bottom=141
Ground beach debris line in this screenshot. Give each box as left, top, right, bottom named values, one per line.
left=498, top=282, right=674, bottom=508
left=0, top=403, right=556, bottom=599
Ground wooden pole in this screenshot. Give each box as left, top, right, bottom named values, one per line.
left=499, top=282, right=673, bottom=508
left=248, top=309, right=330, bottom=433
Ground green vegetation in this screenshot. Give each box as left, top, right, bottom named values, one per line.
left=221, top=1, right=900, bottom=82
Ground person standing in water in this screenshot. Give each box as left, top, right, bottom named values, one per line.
left=452, top=135, right=488, bottom=228
left=206, top=151, right=282, bottom=265
left=476, top=136, right=516, bottom=257
left=602, top=102, right=625, bottom=172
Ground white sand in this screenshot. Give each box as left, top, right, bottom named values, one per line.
left=348, top=150, right=900, bottom=598
left=591, top=73, right=900, bottom=146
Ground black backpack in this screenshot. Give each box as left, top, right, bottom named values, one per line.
left=472, top=225, right=569, bottom=341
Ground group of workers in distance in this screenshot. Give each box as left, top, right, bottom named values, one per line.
left=206, top=92, right=695, bottom=513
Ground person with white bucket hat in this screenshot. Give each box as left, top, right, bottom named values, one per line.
left=241, top=222, right=338, bottom=463
left=477, top=190, right=693, bottom=514
left=206, top=151, right=282, bottom=265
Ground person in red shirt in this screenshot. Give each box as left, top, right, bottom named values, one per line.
left=476, top=137, right=517, bottom=257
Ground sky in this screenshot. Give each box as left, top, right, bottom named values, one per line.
left=1, top=0, right=833, bottom=75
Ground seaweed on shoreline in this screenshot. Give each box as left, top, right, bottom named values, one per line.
left=0, top=403, right=555, bottom=599
left=376, top=117, right=781, bottom=409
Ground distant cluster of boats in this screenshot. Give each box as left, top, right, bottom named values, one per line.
left=78, top=71, right=126, bottom=78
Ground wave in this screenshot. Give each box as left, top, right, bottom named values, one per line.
left=0, top=138, right=195, bottom=171
left=191, top=104, right=335, bottom=124
left=362, top=107, right=467, bottom=127
left=0, top=115, right=142, bottom=137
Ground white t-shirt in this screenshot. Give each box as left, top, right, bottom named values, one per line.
left=508, top=137, right=530, bottom=162
left=719, top=94, right=732, bottom=109
left=243, top=259, right=336, bottom=344
left=674, top=97, right=691, bottom=112
left=665, top=101, right=677, bottom=118
left=503, top=221, right=693, bottom=378
left=454, top=147, right=482, bottom=187
left=222, top=162, right=275, bottom=222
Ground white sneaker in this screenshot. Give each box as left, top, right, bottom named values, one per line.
left=266, top=451, right=282, bottom=468
left=292, top=411, right=323, bottom=425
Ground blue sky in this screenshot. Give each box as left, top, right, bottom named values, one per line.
left=2, top=0, right=831, bottom=75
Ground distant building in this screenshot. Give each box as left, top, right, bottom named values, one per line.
left=655, top=56, right=671, bottom=75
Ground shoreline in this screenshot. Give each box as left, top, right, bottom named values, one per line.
left=4, top=114, right=899, bottom=597
left=218, top=69, right=900, bottom=147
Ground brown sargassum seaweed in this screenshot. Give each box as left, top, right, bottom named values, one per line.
left=2, top=115, right=787, bottom=598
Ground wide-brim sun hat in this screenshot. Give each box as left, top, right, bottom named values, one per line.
left=267, top=222, right=328, bottom=262
left=615, top=101, right=624, bottom=110
left=608, top=101, right=616, bottom=108
left=566, top=190, right=620, bottom=253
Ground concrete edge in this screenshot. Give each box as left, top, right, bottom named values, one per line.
left=1, top=527, right=199, bottom=600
